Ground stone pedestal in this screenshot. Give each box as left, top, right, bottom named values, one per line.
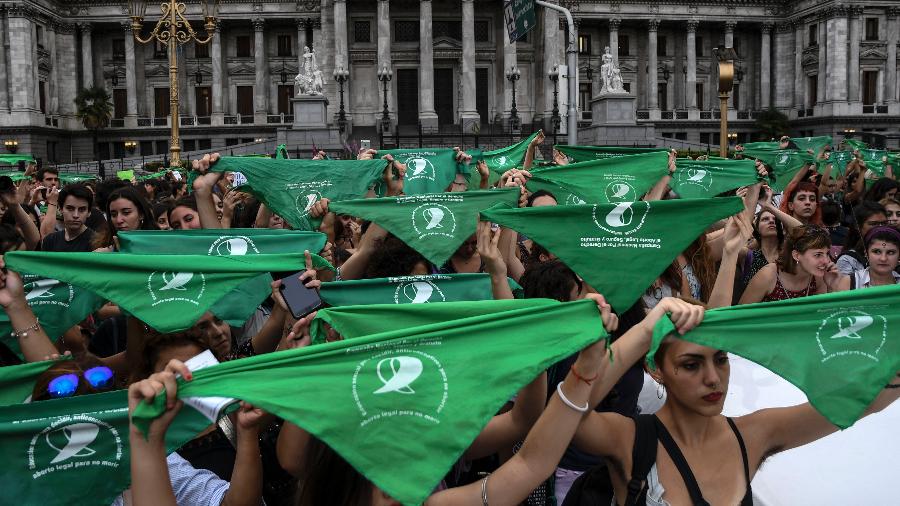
left=292, top=96, right=328, bottom=128
left=591, top=93, right=636, bottom=126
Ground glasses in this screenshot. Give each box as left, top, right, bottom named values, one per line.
left=47, top=366, right=115, bottom=398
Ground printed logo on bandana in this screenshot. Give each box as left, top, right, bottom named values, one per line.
left=412, top=203, right=457, bottom=239
left=23, top=276, right=75, bottom=308
left=295, top=190, right=324, bottom=218
left=776, top=153, right=791, bottom=167
left=28, top=415, right=124, bottom=480
left=492, top=155, right=509, bottom=166
left=604, top=181, right=637, bottom=203
left=147, top=271, right=206, bottom=306
left=208, top=235, right=260, bottom=256
left=351, top=346, right=448, bottom=427
left=564, top=193, right=587, bottom=205
left=592, top=202, right=650, bottom=236
left=394, top=280, right=447, bottom=304
left=676, top=166, right=713, bottom=192
left=815, top=309, right=887, bottom=362
left=231, top=172, right=248, bottom=187
left=404, top=157, right=436, bottom=181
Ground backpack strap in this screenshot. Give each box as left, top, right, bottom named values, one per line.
left=622, top=415, right=659, bottom=506
left=653, top=416, right=710, bottom=506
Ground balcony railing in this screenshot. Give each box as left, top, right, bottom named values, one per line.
left=863, top=104, right=889, bottom=114
left=675, top=110, right=688, bottom=119
left=636, top=109, right=650, bottom=120
left=700, top=111, right=712, bottom=119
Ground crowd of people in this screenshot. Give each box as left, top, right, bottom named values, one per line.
left=0, top=130, right=898, bottom=506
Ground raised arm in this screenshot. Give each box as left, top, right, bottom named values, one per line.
left=708, top=213, right=753, bottom=309
left=191, top=153, right=224, bottom=229
left=522, top=130, right=545, bottom=171
left=0, top=268, right=58, bottom=361
left=337, top=221, right=389, bottom=280
left=643, top=150, right=676, bottom=202
left=38, top=187, right=59, bottom=238
left=476, top=221, right=513, bottom=300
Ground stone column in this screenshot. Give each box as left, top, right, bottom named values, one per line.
left=7, top=8, right=36, bottom=112
left=47, top=22, right=58, bottom=114
left=848, top=7, right=862, bottom=103
left=817, top=18, right=826, bottom=105
left=825, top=8, right=849, bottom=103
left=647, top=19, right=659, bottom=110
left=333, top=0, right=348, bottom=72
left=377, top=0, right=392, bottom=122
left=794, top=22, right=804, bottom=110
left=80, top=23, right=93, bottom=89
left=771, top=23, right=793, bottom=109
left=311, top=18, right=322, bottom=53
left=253, top=18, right=267, bottom=121
left=686, top=20, right=698, bottom=109
left=543, top=6, right=560, bottom=120
left=886, top=7, right=899, bottom=103
left=122, top=22, right=138, bottom=126
left=296, top=18, right=306, bottom=71
left=609, top=18, right=620, bottom=65
left=0, top=9, right=7, bottom=112
left=725, top=21, right=736, bottom=48
left=419, top=0, right=438, bottom=129
left=210, top=24, right=223, bottom=124
left=55, top=23, right=77, bottom=117
left=760, top=23, right=772, bottom=109
left=460, top=0, right=479, bottom=126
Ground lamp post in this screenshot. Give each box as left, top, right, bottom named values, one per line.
left=713, top=46, right=737, bottom=158
left=549, top=65, right=561, bottom=145
left=333, top=65, right=349, bottom=134
left=124, top=140, right=137, bottom=154
left=3, top=140, right=18, bottom=153
left=128, top=0, right=218, bottom=167
left=727, top=132, right=737, bottom=146
left=376, top=64, right=393, bottom=134
left=505, top=65, right=521, bottom=132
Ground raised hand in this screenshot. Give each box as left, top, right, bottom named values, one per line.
left=723, top=213, right=753, bottom=256
left=308, top=197, right=330, bottom=219
left=476, top=221, right=506, bottom=278
left=0, top=267, right=27, bottom=309
left=127, top=359, right=192, bottom=441
left=582, top=292, right=619, bottom=335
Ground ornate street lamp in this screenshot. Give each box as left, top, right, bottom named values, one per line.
left=549, top=65, right=561, bottom=144
left=376, top=63, right=393, bottom=133
left=128, top=0, right=218, bottom=166
left=124, top=140, right=138, bottom=154
left=505, top=65, right=521, bottom=131
left=3, top=140, right=18, bottom=153
left=333, top=65, right=349, bottom=134
left=713, top=46, right=737, bottom=158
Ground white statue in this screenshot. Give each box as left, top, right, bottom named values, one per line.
left=295, top=46, right=326, bottom=96
left=599, top=46, right=626, bottom=94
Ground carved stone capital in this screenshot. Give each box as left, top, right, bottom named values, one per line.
left=648, top=19, right=659, bottom=32
left=609, top=18, right=621, bottom=31
left=55, top=22, right=76, bottom=35
left=686, top=20, right=699, bottom=33
left=888, top=7, right=900, bottom=19
left=761, top=23, right=773, bottom=34
left=775, top=22, right=793, bottom=34
left=252, top=18, right=265, bottom=31
left=725, top=20, right=737, bottom=31
left=78, top=22, right=93, bottom=34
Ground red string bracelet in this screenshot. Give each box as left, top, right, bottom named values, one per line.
left=571, top=363, right=599, bottom=385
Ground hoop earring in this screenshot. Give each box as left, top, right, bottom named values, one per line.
left=656, top=382, right=665, bottom=400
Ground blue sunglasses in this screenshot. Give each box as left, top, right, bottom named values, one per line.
left=47, top=366, right=115, bottom=398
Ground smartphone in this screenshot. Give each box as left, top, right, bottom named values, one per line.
left=278, top=271, right=322, bottom=319
left=360, top=139, right=371, bottom=151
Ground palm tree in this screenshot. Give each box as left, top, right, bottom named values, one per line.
left=753, top=108, right=791, bottom=142
left=74, top=86, right=113, bottom=175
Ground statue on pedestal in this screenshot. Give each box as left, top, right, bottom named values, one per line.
left=295, top=46, right=326, bottom=96
left=599, top=46, right=626, bottom=94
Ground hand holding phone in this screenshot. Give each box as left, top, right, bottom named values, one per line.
left=278, top=271, right=322, bottom=319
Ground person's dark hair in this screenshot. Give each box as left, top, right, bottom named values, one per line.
left=864, top=225, right=900, bottom=251
left=168, top=194, right=198, bottom=221
left=782, top=181, right=822, bottom=224
left=862, top=177, right=900, bottom=203
left=820, top=200, right=843, bottom=227
left=752, top=209, right=786, bottom=247
left=58, top=183, right=94, bottom=209
left=364, top=234, right=428, bottom=278
left=651, top=298, right=708, bottom=370
left=94, top=179, right=129, bottom=212
left=840, top=201, right=887, bottom=257
left=129, top=327, right=210, bottom=383
left=153, top=201, right=173, bottom=223
left=526, top=189, right=557, bottom=207
left=94, top=187, right=158, bottom=249
left=778, top=225, right=832, bottom=274
left=35, top=166, right=59, bottom=182
left=31, top=353, right=115, bottom=402
left=0, top=223, right=24, bottom=254
left=682, top=234, right=716, bottom=301
left=294, top=436, right=374, bottom=506
left=528, top=241, right=553, bottom=265
left=519, top=259, right=582, bottom=302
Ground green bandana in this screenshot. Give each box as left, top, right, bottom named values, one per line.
left=117, top=229, right=328, bottom=326
left=649, top=284, right=900, bottom=429
left=859, top=149, right=898, bottom=179
left=481, top=197, right=744, bottom=311
left=132, top=299, right=607, bottom=505
left=0, top=275, right=105, bottom=359
left=0, top=359, right=63, bottom=405
left=319, top=273, right=521, bottom=308
left=0, top=169, right=28, bottom=181
left=844, top=138, right=868, bottom=151
left=208, top=157, right=389, bottom=230
left=330, top=189, right=519, bottom=266
left=816, top=150, right=854, bottom=177
left=378, top=149, right=463, bottom=195
left=742, top=149, right=815, bottom=191
left=671, top=158, right=761, bottom=198
left=527, top=152, right=669, bottom=204
left=276, top=144, right=289, bottom=159
left=791, top=136, right=833, bottom=156
left=4, top=251, right=309, bottom=332
left=741, top=141, right=780, bottom=151
left=57, top=173, right=98, bottom=184
left=554, top=145, right=669, bottom=163
left=482, top=132, right=540, bottom=173
left=0, top=389, right=213, bottom=506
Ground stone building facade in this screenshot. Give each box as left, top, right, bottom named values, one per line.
left=0, top=0, right=898, bottom=165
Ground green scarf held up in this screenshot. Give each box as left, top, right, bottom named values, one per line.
left=816, top=150, right=855, bottom=177
left=843, top=138, right=868, bottom=151
left=0, top=275, right=105, bottom=359
left=791, top=136, right=833, bottom=156
left=741, top=149, right=815, bottom=191
left=526, top=152, right=669, bottom=204
left=378, top=148, right=465, bottom=195
left=118, top=229, right=329, bottom=327
left=330, top=189, right=519, bottom=267
left=670, top=158, right=761, bottom=198
left=319, top=273, right=521, bottom=308
left=0, top=358, right=65, bottom=405
left=207, top=157, right=389, bottom=230
left=4, top=251, right=311, bottom=332
left=554, top=145, right=670, bottom=163
left=649, top=284, right=900, bottom=429
left=859, top=149, right=898, bottom=179
left=481, top=197, right=744, bottom=311
left=132, top=299, right=607, bottom=506
left=740, top=141, right=780, bottom=151
left=482, top=131, right=540, bottom=173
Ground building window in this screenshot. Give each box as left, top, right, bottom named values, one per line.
left=733, top=83, right=740, bottom=111
left=225, top=138, right=239, bottom=147
left=657, top=36, right=667, bottom=57
left=39, top=81, right=47, bottom=114
left=195, top=87, right=211, bottom=117
left=154, top=40, right=167, bottom=58
left=579, top=82, right=592, bottom=113
left=623, top=82, right=631, bottom=93
left=808, top=75, right=818, bottom=107
left=863, top=71, right=878, bottom=105
left=657, top=83, right=668, bottom=110
left=198, top=139, right=212, bottom=150
left=195, top=43, right=209, bottom=58
left=155, top=140, right=168, bottom=155
left=113, top=89, right=127, bottom=119
left=695, top=36, right=703, bottom=57
left=112, top=39, right=126, bottom=60
left=474, top=20, right=490, bottom=42
left=808, top=24, right=817, bottom=46
left=183, top=139, right=196, bottom=152
left=277, top=35, right=292, bottom=57
left=154, top=88, right=169, bottom=117
left=36, top=25, right=44, bottom=49
left=140, top=140, right=153, bottom=155
left=354, top=20, right=371, bottom=43
left=865, top=18, right=879, bottom=41
left=236, top=86, right=253, bottom=116
left=277, top=85, right=294, bottom=115
left=236, top=36, right=251, bottom=57
left=578, top=34, right=591, bottom=55
left=394, top=21, right=420, bottom=42
left=433, top=21, right=461, bottom=40
left=696, top=82, right=704, bottom=110
left=620, top=35, right=630, bottom=56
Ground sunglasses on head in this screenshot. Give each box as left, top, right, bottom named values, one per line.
left=47, top=366, right=115, bottom=399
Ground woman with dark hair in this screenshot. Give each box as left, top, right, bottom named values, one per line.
left=153, top=201, right=173, bottom=230
left=862, top=177, right=899, bottom=203
left=740, top=210, right=786, bottom=286
left=778, top=180, right=823, bottom=225
left=30, top=353, right=116, bottom=402
left=835, top=201, right=887, bottom=275
left=740, top=225, right=835, bottom=303
left=93, top=187, right=158, bottom=251
left=168, top=194, right=203, bottom=230
left=834, top=226, right=900, bottom=290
